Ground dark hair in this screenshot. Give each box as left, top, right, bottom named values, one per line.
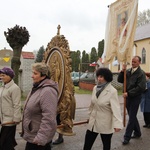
left=96, top=67, right=113, bottom=82
left=134, top=56, right=141, bottom=62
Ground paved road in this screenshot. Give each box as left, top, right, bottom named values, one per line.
left=15, top=94, right=150, bottom=150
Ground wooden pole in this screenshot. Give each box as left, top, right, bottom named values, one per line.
left=123, top=65, right=127, bottom=127
left=18, top=120, right=89, bottom=135
left=57, top=120, right=88, bottom=128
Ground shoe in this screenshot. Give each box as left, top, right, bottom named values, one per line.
left=143, top=125, right=148, bottom=128
left=52, top=138, right=64, bottom=145
left=131, top=134, right=141, bottom=139
left=122, top=140, right=129, bottom=145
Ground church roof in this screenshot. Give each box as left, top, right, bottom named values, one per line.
left=134, top=23, right=150, bottom=41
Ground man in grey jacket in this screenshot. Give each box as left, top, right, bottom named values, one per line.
left=118, top=56, right=146, bottom=145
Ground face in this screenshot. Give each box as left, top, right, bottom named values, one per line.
left=31, top=69, right=45, bottom=83
left=97, top=75, right=106, bottom=84
left=0, top=73, right=12, bottom=84
left=132, top=57, right=140, bottom=68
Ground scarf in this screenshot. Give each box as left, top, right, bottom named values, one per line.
left=96, top=82, right=109, bottom=98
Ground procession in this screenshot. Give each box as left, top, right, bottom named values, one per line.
left=1, top=0, right=150, bottom=150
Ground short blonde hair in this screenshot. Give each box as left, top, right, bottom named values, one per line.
left=32, top=62, right=50, bottom=77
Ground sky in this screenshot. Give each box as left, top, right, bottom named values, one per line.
left=0, top=0, right=149, bottom=53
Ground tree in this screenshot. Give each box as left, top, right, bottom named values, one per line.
left=98, top=39, right=104, bottom=58
left=35, top=46, right=45, bottom=62
left=4, top=25, right=30, bottom=84
left=90, top=47, right=98, bottom=72
left=90, top=47, right=98, bottom=63
left=137, top=9, right=150, bottom=27
left=70, top=50, right=81, bottom=72
left=76, top=50, right=81, bottom=72
left=81, top=50, right=89, bottom=72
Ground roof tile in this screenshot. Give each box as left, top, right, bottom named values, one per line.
left=22, top=51, right=35, bottom=59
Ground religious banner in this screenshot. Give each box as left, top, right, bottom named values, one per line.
left=103, top=0, right=138, bottom=64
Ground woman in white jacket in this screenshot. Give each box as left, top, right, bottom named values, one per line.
left=0, top=67, right=21, bottom=150
left=83, top=67, right=123, bottom=150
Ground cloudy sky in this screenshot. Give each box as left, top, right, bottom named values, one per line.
left=0, top=0, right=149, bottom=53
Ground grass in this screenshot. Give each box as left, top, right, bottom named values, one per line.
left=74, top=86, right=92, bottom=94
left=117, top=89, right=123, bottom=95
left=74, top=86, right=123, bottom=95
left=21, top=95, right=27, bottom=101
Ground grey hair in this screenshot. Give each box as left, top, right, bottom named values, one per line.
left=32, top=62, right=50, bottom=77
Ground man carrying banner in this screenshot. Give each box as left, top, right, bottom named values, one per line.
left=102, top=0, right=143, bottom=146
left=118, top=56, right=146, bottom=145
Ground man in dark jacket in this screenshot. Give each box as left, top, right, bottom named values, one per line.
left=118, top=56, right=146, bottom=145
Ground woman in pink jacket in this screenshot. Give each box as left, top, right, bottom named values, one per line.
left=22, top=63, right=59, bottom=150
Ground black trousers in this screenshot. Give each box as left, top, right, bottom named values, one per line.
left=143, top=112, right=150, bottom=125
left=83, top=130, right=113, bottom=150
left=0, top=125, right=17, bottom=150
left=25, top=142, right=51, bottom=150
left=124, top=95, right=141, bottom=141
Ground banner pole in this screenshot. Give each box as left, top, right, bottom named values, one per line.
left=57, top=120, right=88, bottom=128
left=123, top=65, right=127, bottom=127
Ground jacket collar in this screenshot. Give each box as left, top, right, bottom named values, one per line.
left=2, top=80, right=14, bottom=89
left=96, top=83, right=112, bottom=98
left=129, top=66, right=141, bottom=74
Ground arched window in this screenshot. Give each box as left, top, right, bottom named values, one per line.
left=141, top=48, right=146, bottom=64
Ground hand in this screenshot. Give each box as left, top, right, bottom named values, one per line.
left=122, top=92, right=128, bottom=98
left=33, top=139, right=41, bottom=145
left=114, top=128, right=121, bottom=132
left=14, top=122, right=20, bottom=125
left=121, top=64, right=127, bottom=72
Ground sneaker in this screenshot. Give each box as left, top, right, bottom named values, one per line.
left=131, top=134, right=141, bottom=139
left=143, top=125, right=148, bottom=128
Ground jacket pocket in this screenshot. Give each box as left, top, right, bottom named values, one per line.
left=28, top=121, right=32, bottom=131
left=27, top=120, right=39, bottom=133
left=24, top=120, right=33, bottom=132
